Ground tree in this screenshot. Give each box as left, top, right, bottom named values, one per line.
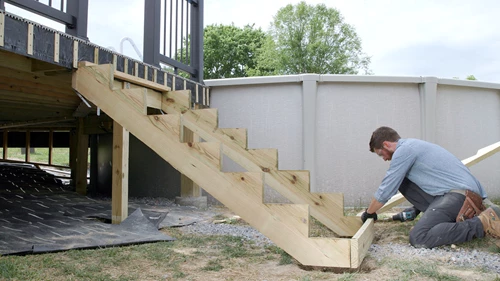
left=203, top=24, right=268, bottom=79
left=264, top=1, right=371, bottom=75
left=453, top=75, right=478, bottom=80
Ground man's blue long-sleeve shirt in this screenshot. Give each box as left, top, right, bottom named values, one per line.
left=375, top=138, right=487, bottom=204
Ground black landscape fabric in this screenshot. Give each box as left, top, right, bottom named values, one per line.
left=0, top=162, right=174, bottom=255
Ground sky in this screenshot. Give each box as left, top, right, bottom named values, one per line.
left=5, top=0, right=500, bottom=83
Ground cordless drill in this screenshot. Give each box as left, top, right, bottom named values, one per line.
left=392, top=207, right=420, bottom=222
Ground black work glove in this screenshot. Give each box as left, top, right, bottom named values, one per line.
left=361, top=209, right=378, bottom=223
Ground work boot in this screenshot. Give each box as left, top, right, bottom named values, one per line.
left=478, top=206, right=500, bottom=238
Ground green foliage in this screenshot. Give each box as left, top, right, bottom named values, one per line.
left=204, top=24, right=268, bottom=79
left=453, top=75, right=478, bottom=80
left=6, top=147, right=75, bottom=167
left=267, top=1, right=371, bottom=75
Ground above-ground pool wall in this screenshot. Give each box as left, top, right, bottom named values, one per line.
left=435, top=82, right=500, bottom=196
left=205, top=76, right=500, bottom=207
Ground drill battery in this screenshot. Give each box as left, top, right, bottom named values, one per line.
left=392, top=207, right=420, bottom=222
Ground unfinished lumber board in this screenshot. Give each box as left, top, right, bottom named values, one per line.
left=248, top=148, right=278, bottom=172
left=112, top=121, right=129, bottom=224
left=216, top=128, right=248, bottom=149
left=161, top=90, right=191, bottom=114
left=180, top=125, right=202, bottom=197
left=265, top=170, right=360, bottom=235
left=181, top=108, right=218, bottom=132
left=462, top=141, right=500, bottom=167
left=148, top=114, right=181, bottom=141
left=75, top=118, right=88, bottom=195
left=0, top=12, right=4, bottom=47
left=351, top=219, right=375, bottom=268
left=114, top=69, right=171, bottom=92
left=144, top=89, right=162, bottom=110
left=122, top=88, right=147, bottom=114
left=185, top=142, right=221, bottom=170
left=265, top=203, right=310, bottom=237
left=2, top=130, right=7, bottom=159
left=378, top=140, right=500, bottom=213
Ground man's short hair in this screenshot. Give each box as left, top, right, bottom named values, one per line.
left=369, top=126, right=401, bottom=152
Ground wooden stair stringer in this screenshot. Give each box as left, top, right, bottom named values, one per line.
left=182, top=108, right=360, bottom=236
left=72, top=63, right=373, bottom=268
left=221, top=172, right=352, bottom=268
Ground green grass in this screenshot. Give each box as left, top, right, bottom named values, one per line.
left=382, top=259, right=462, bottom=281
left=202, top=259, right=224, bottom=271
left=4, top=147, right=72, bottom=166
left=0, top=229, right=283, bottom=281
left=266, top=245, right=293, bottom=265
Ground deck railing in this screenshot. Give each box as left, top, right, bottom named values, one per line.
left=143, top=0, right=204, bottom=82
left=0, top=0, right=88, bottom=39
left=1, top=0, right=205, bottom=83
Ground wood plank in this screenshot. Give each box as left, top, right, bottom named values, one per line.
left=265, top=170, right=360, bottom=236
left=31, top=60, right=67, bottom=73
left=161, top=90, right=191, bottom=114
left=265, top=203, right=309, bottom=237
left=121, top=88, right=147, bottom=114
left=0, top=117, right=74, bottom=130
left=124, top=59, right=128, bottom=74
left=54, top=33, right=59, bottom=63
left=181, top=108, right=219, bottom=133
left=462, top=141, right=500, bottom=167
left=25, top=131, right=30, bottom=162
left=114, top=68, right=171, bottom=92
left=351, top=219, right=375, bottom=268
left=75, top=118, right=88, bottom=195
left=181, top=125, right=202, bottom=197
left=73, top=64, right=354, bottom=267
left=145, top=89, right=162, bottom=110
left=73, top=41, right=78, bottom=68
left=27, top=24, right=33, bottom=55
left=184, top=142, right=221, bottom=170
left=112, top=121, right=129, bottom=224
left=0, top=71, right=75, bottom=98
left=216, top=128, right=247, bottom=149
left=93, top=48, right=98, bottom=63
left=48, top=130, right=53, bottom=165
left=0, top=12, right=4, bottom=47
left=0, top=50, right=32, bottom=73
left=248, top=148, right=278, bottom=172
left=69, top=128, right=77, bottom=183
left=3, top=130, right=7, bottom=159
left=148, top=114, right=181, bottom=141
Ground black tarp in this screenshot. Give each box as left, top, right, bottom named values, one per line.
left=0, top=163, right=174, bottom=255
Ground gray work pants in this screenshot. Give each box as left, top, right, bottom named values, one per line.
left=398, top=178, right=485, bottom=248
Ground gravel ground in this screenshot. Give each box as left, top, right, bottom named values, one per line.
left=180, top=222, right=274, bottom=247
left=127, top=198, right=500, bottom=274
left=370, top=242, right=500, bottom=274
left=178, top=214, right=500, bottom=274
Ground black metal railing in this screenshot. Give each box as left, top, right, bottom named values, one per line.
left=0, top=0, right=204, bottom=82
left=144, top=0, right=204, bottom=82
left=0, top=0, right=88, bottom=39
